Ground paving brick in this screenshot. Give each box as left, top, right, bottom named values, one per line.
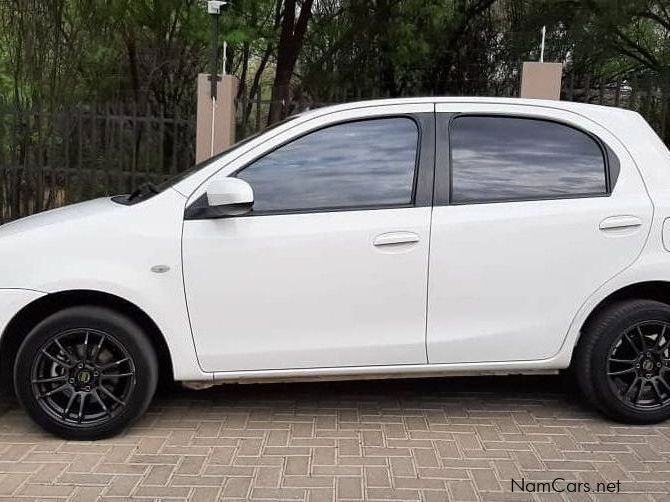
left=283, top=475, right=334, bottom=488
left=28, top=462, right=68, bottom=484
left=285, top=455, right=310, bottom=475
left=238, top=437, right=264, bottom=456
left=447, top=480, right=479, bottom=501
left=424, top=488, right=453, bottom=502
left=364, top=466, right=391, bottom=487
left=313, top=446, right=336, bottom=466
left=202, top=466, right=254, bottom=480
left=436, top=439, right=461, bottom=458
left=389, top=457, right=416, bottom=478
left=418, top=467, right=470, bottom=480
left=58, top=472, right=114, bottom=485
left=0, top=473, right=29, bottom=496
left=133, top=484, right=191, bottom=497
left=395, top=476, right=445, bottom=489
left=69, top=485, right=106, bottom=501
left=0, top=377, right=667, bottom=502
left=222, top=476, right=252, bottom=497
left=337, top=438, right=360, bottom=456
left=307, top=486, right=334, bottom=501
left=176, top=455, right=206, bottom=475
left=190, top=486, right=222, bottom=502
left=19, top=483, right=75, bottom=497
left=250, top=486, right=305, bottom=499
left=413, top=447, right=439, bottom=467
left=103, top=474, right=142, bottom=496
left=471, top=468, right=502, bottom=491
left=366, top=487, right=421, bottom=500
left=142, top=464, right=174, bottom=485
left=337, top=476, right=362, bottom=499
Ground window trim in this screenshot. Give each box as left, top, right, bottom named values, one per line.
left=228, top=115, right=428, bottom=216
left=439, top=113, right=618, bottom=206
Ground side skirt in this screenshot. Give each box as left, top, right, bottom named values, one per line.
left=180, top=361, right=562, bottom=389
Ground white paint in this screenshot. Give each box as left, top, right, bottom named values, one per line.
left=0, top=190, right=210, bottom=381
left=428, top=102, right=653, bottom=364
left=205, top=177, right=253, bottom=207
left=0, top=97, right=669, bottom=387
left=184, top=207, right=431, bottom=371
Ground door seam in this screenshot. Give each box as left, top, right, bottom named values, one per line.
left=424, top=104, right=437, bottom=364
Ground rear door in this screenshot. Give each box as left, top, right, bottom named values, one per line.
left=427, top=103, right=653, bottom=364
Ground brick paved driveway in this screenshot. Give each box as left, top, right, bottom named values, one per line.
left=0, top=376, right=669, bottom=502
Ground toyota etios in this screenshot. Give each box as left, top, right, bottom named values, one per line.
left=2, top=98, right=670, bottom=439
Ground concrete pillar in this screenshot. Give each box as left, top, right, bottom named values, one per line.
left=196, top=74, right=239, bottom=163
left=520, top=62, right=563, bottom=100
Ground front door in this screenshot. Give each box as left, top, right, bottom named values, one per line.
left=427, top=104, right=653, bottom=364
left=183, top=108, right=434, bottom=372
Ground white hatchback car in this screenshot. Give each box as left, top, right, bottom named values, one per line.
left=2, top=97, right=670, bottom=439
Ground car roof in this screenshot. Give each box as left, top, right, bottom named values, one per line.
left=295, top=96, right=637, bottom=121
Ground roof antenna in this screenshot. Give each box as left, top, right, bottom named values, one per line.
left=540, top=26, right=546, bottom=63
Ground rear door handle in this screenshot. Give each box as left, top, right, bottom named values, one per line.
left=373, top=231, right=420, bottom=247
left=599, top=215, right=643, bottom=231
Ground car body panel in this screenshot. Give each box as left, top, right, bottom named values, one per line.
left=0, top=189, right=210, bottom=381
left=1, top=97, right=669, bottom=385
left=181, top=103, right=434, bottom=372
left=427, top=102, right=654, bottom=363
left=0, top=288, right=46, bottom=334
left=184, top=207, right=432, bottom=371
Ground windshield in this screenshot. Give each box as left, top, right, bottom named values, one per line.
left=159, top=115, right=299, bottom=192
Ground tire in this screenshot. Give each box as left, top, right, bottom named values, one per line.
left=575, top=299, right=670, bottom=424
left=13, top=306, right=158, bottom=440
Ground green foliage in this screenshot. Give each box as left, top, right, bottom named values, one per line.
left=2, top=0, right=670, bottom=115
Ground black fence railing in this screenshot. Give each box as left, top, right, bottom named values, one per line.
left=562, top=73, right=670, bottom=144
left=2, top=75, right=669, bottom=223
left=0, top=104, right=195, bottom=223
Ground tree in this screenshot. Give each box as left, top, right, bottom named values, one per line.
left=267, top=0, right=314, bottom=124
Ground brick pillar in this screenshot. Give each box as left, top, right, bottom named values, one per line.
left=520, top=62, right=563, bottom=100
left=196, top=74, right=239, bottom=163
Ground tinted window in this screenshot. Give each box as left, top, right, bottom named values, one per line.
left=450, top=116, right=607, bottom=203
left=237, top=118, right=418, bottom=212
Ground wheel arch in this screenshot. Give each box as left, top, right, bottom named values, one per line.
left=0, top=289, right=174, bottom=394
left=573, top=280, right=670, bottom=360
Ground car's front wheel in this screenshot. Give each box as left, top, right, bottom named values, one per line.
left=14, top=306, right=158, bottom=440
left=576, top=299, right=670, bottom=424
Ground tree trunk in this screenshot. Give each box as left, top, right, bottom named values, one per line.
left=267, top=0, right=314, bottom=126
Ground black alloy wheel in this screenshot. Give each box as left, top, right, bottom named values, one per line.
left=606, top=321, right=670, bottom=409
left=14, top=306, right=158, bottom=439
left=30, top=328, right=136, bottom=426
left=576, top=299, right=670, bottom=424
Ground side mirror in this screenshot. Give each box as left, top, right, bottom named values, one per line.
left=185, top=178, right=254, bottom=219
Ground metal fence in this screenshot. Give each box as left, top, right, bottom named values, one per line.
left=0, top=104, right=195, bottom=223
left=1, top=74, right=669, bottom=223
left=562, top=73, right=670, bottom=143
left=234, top=79, right=522, bottom=139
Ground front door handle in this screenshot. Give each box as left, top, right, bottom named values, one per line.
left=373, top=231, right=420, bottom=247
left=599, top=215, right=643, bottom=231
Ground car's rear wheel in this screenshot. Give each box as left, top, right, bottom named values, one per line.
left=13, top=306, right=158, bottom=439
left=576, top=299, right=670, bottom=424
